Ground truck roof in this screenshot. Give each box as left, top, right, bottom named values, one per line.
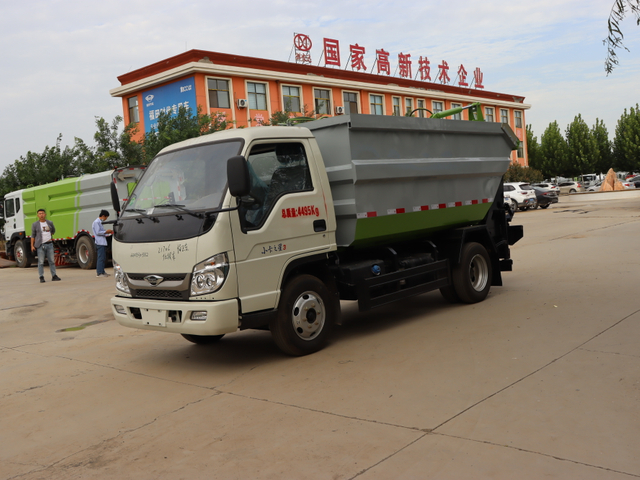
left=159, top=125, right=316, bottom=155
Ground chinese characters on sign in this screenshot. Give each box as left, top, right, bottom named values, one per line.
left=293, top=33, right=312, bottom=65
left=292, top=34, right=486, bottom=89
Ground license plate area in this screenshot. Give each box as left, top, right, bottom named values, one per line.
left=142, top=309, right=167, bottom=327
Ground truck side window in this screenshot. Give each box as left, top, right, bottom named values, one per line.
left=15, top=198, right=20, bottom=214
left=5, top=198, right=15, bottom=218
left=240, top=142, right=312, bottom=229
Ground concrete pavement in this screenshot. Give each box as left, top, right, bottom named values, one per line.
left=1, top=196, right=639, bottom=479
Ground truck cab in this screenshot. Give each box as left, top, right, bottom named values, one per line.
left=111, top=127, right=337, bottom=351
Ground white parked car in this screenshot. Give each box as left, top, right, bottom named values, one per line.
left=503, top=182, right=537, bottom=211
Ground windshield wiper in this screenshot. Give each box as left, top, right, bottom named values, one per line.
left=124, top=208, right=159, bottom=223
left=153, top=203, right=204, bottom=219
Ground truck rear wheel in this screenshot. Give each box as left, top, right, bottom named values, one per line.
left=14, top=239, right=32, bottom=268
left=181, top=334, right=225, bottom=345
left=451, top=242, right=492, bottom=304
left=76, top=236, right=97, bottom=270
left=270, top=274, right=337, bottom=356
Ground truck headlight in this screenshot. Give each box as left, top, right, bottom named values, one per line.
left=113, top=261, right=130, bottom=294
left=191, top=253, right=229, bottom=297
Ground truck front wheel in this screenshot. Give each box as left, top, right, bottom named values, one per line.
left=270, top=274, right=337, bottom=356
left=76, top=236, right=97, bottom=270
left=451, top=242, right=492, bottom=304
left=14, top=239, right=32, bottom=268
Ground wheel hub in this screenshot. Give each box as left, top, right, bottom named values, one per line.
left=469, top=254, right=489, bottom=291
left=291, top=291, right=325, bottom=340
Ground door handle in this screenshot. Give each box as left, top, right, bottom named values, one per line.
left=313, top=219, right=326, bottom=232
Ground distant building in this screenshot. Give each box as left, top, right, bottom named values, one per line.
left=111, top=49, right=530, bottom=166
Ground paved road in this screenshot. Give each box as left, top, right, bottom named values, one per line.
left=2, top=195, right=640, bottom=479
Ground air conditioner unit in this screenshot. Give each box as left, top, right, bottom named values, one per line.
left=335, top=106, right=345, bottom=115
left=237, top=99, right=248, bottom=108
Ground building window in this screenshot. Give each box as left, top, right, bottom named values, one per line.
left=501, top=109, right=509, bottom=124
left=485, top=107, right=495, bottom=122
left=417, top=99, right=426, bottom=117
left=451, top=103, right=462, bottom=120
left=208, top=79, right=230, bottom=109
left=248, top=82, right=267, bottom=110
left=392, top=97, right=401, bottom=116
left=515, top=110, right=523, bottom=128
left=432, top=101, right=444, bottom=115
left=517, top=141, right=524, bottom=158
left=128, top=96, right=139, bottom=123
left=314, top=89, right=331, bottom=115
left=343, top=92, right=358, bottom=114
left=282, top=86, right=301, bottom=112
left=405, top=98, right=413, bottom=116
left=370, top=94, right=384, bottom=115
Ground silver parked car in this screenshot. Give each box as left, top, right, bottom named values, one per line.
left=558, top=181, right=584, bottom=194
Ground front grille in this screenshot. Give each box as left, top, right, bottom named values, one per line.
left=128, top=273, right=187, bottom=282
left=134, top=289, right=185, bottom=299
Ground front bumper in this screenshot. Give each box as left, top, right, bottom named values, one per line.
left=111, top=296, right=239, bottom=336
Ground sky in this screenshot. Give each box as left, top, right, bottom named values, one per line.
left=1, top=0, right=639, bottom=174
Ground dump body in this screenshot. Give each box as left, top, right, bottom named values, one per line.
left=307, top=114, right=518, bottom=247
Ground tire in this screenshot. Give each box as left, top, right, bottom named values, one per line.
left=14, top=239, right=32, bottom=268
left=520, top=206, right=529, bottom=211
left=451, top=242, right=492, bottom=304
left=270, top=274, right=337, bottom=356
left=540, top=204, right=550, bottom=209
left=181, top=334, right=225, bottom=345
left=76, top=236, right=97, bottom=270
left=570, top=189, right=576, bottom=193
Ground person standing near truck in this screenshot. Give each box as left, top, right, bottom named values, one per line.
left=92, top=210, right=113, bottom=277
left=30, top=209, right=61, bottom=283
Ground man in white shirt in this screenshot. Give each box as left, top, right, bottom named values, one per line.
left=92, top=210, right=113, bottom=277
left=30, top=209, right=61, bottom=283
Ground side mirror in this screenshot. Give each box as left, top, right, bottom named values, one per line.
left=227, top=155, right=251, bottom=198
left=110, top=182, right=121, bottom=215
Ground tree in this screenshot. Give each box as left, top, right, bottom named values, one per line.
left=604, top=0, right=640, bottom=74
left=0, top=135, right=79, bottom=197
left=503, top=163, right=543, bottom=183
left=565, top=114, right=597, bottom=176
left=613, top=104, right=640, bottom=172
left=526, top=125, right=542, bottom=171
left=591, top=118, right=614, bottom=174
left=539, top=121, right=569, bottom=179
left=142, top=106, right=232, bottom=162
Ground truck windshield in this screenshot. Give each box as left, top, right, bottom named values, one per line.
left=115, top=140, right=242, bottom=243
left=124, top=140, right=242, bottom=215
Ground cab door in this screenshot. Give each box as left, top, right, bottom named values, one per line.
left=230, top=140, right=333, bottom=313
left=3, top=192, right=24, bottom=239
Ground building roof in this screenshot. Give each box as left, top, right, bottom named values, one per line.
left=112, top=49, right=528, bottom=107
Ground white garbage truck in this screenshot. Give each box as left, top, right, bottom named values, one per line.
left=109, top=113, right=523, bottom=355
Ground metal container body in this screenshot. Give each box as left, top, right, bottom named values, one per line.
left=306, top=114, right=518, bottom=247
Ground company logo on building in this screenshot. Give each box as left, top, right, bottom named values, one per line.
left=291, top=33, right=485, bottom=89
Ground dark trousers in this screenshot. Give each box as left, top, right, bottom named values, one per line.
left=97, top=245, right=107, bottom=275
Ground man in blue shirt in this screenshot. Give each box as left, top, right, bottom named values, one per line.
left=92, top=210, right=113, bottom=277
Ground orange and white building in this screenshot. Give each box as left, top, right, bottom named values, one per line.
left=110, top=48, right=531, bottom=166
